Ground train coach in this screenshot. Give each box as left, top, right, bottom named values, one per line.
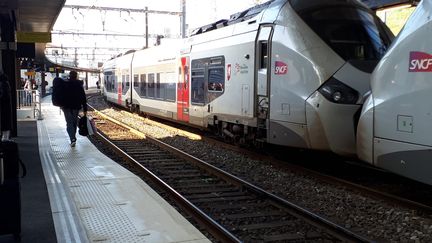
left=357, top=0, right=432, bottom=185
left=103, top=0, right=393, bottom=157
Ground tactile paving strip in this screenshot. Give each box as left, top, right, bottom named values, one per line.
left=70, top=180, right=145, bottom=242
left=44, top=108, right=142, bottom=242
left=41, top=103, right=210, bottom=243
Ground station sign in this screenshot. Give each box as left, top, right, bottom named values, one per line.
left=24, top=71, right=36, bottom=76
left=48, top=67, right=64, bottom=73
left=17, top=32, right=52, bottom=43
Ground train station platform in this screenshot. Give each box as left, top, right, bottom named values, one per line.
left=0, top=99, right=209, bottom=243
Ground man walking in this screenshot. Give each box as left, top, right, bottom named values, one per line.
left=61, top=71, right=87, bottom=147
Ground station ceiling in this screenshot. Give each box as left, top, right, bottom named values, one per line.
left=1, top=0, right=65, bottom=62
left=17, top=0, right=65, bottom=33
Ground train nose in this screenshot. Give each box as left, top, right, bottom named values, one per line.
left=305, top=62, right=372, bottom=156
left=306, top=91, right=361, bottom=156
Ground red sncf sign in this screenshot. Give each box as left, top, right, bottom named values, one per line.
left=409, top=51, right=432, bottom=72
left=275, top=61, right=288, bottom=75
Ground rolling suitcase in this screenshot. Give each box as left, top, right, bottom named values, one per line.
left=0, top=140, right=26, bottom=240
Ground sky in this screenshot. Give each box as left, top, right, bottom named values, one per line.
left=49, top=0, right=262, bottom=68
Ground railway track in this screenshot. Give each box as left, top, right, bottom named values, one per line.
left=90, top=110, right=371, bottom=242
left=89, top=99, right=432, bottom=213
left=86, top=95, right=432, bottom=241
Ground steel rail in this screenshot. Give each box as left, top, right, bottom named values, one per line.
left=89, top=106, right=373, bottom=243
left=94, top=100, right=432, bottom=214
left=90, top=110, right=240, bottom=242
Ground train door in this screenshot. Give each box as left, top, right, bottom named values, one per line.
left=255, top=25, right=273, bottom=136
left=177, top=56, right=190, bottom=122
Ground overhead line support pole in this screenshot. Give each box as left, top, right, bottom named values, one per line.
left=145, top=7, right=148, bottom=48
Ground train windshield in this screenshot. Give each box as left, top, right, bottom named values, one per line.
left=296, top=6, right=393, bottom=62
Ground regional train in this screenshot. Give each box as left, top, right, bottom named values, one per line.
left=357, top=0, right=432, bottom=185
left=103, top=0, right=393, bottom=157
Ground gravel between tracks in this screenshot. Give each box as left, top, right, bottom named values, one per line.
left=88, top=94, right=432, bottom=242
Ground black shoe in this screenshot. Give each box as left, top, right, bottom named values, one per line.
left=70, top=138, right=77, bottom=147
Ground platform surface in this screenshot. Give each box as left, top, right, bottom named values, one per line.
left=34, top=99, right=210, bottom=243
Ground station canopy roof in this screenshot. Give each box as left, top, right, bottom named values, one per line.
left=1, top=0, right=65, bottom=62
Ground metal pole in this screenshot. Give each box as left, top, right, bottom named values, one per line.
left=41, top=70, right=46, bottom=96
left=145, top=6, right=149, bottom=48
left=181, top=0, right=186, bottom=38
left=74, top=48, right=78, bottom=67
left=0, top=12, right=18, bottom=137
left=85, top=72, right=88, bottom=90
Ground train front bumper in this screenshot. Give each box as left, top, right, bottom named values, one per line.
left=305, top=91, right=361, bottom=157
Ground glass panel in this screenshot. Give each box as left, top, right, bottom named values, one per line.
left=133, top=74, right=139, bottom=88
left=260, top=42, right=268, bottom=69
left=191, top=76, right=205, bottom=104
left=165, top=72, right=176, bottom=101
left=148, top=73, right=155, bottom=98
left=296, top=6, right=393, bottom=61
left=140, top=74, right=147, bottom=97
left=208, top=68, right=224, bottom=92
left=156, top=73, right=162, bottom=99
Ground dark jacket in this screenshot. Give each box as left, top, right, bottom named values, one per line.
left=62, top=79, right=87, bottom=112
left=0, top=74, right=13, bottom=131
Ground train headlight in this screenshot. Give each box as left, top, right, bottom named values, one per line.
left=332, top=91, right=342, bottom=102
left=318, top=78, right=359, bottom=104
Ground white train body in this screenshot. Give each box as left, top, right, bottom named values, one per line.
left=357, top=0, right=432, bottom=185
left=103, top=0, right=392, bottom=156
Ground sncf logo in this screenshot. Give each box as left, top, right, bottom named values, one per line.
left=409, top=52, right=432, bottom=72
left=275, top=61, right=288, bottom=75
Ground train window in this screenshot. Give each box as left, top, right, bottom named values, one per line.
left=191, top=61, right=205, bottom=105
left=156, top=73, right=162, bottom=99
left=165, top=72, right=176, bottom=102
left=148, top=73, right=155, bottom=98
left=208, top=68, right=224, bottom=92
left=110, top=76, right=113, bottom=91
left=112, top=76, right=116, bottom=92
left=126, top=75, right=130, bottom=87
left=111, top=76, right=114, bottom=91
left=140, top=74, right=147, bottom=97
left=121, top=75, right=127, bottom=95
left=192, top=56, right=225, bottom=104
left=260, top=42, right=268, bottom=69
left=104, top=71, right=115, bottom=93
left=106, top=76, right=110, bottom=92
left=104, top=76, right=108, bottom=92
left=191, top=76, right=205, bottom=104
left=133, top=74, right=139, bottom=88
left=295, top=5, right=393, bottom=62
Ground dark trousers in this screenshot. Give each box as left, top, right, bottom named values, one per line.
left=62, top=108, right=79, bottom=142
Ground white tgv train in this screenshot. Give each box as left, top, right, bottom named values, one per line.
left=103, top=0, right=393, bottom=156
left=357, top=0, right=432, bottom=185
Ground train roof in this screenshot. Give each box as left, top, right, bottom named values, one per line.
left=190, top=0, right=376, bottom=37
left=190, top=0, right=275, bottom=36
left=288, top=0, right=371, bottom=13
